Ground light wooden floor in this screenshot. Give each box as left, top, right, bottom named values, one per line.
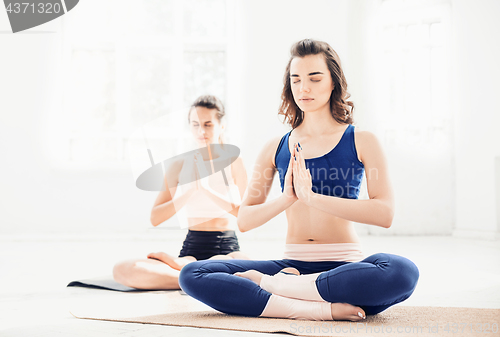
left=0, top=234, right=499, bottom=336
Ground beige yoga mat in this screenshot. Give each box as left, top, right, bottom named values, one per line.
left=70, top=291, right=500, bottom=337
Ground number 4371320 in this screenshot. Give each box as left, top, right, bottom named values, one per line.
left=6, top=2, right=62, bottom=14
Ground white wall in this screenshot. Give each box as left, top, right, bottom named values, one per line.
left=451, top=0, right=500, bottom=239
left=345, top=0, right=500, bottom=238
left=1, top=0, right=499, bottom=239
left=0, top=15, right=153, bottom=235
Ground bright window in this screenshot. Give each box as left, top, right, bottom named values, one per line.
left=372, top=0, right=452, bottom=154
left=51, top=0, right=229, bottom=169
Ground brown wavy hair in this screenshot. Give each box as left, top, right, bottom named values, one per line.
left=188, top=95, right=226, bottom=124
left=278, top=39, right=354, bottom=128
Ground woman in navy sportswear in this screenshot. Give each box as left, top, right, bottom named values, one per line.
left=179, top=39, right=419, bottom=321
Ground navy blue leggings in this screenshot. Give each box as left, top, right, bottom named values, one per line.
left=179, top=253, right=419, bottom=317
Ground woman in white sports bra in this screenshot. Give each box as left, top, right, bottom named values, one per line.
left=113, top=95, right=249, bottom=290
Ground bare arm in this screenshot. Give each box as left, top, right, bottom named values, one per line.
left=237, top=137, right=298, bottom=232
left=293, top=130, right=394, bottom=228
left=150, top=160, right=196, bottom=227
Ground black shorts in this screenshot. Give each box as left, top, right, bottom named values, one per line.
left=178, top=230, right=240, bottom=261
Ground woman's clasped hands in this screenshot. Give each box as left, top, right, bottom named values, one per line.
left=185, top=152, right=212, bottom=195
left=283, top=143, right=314, bottom=205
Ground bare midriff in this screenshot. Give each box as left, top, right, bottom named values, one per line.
left=285, top=199, right=361, bottom=244
left=187, top=217, right=232, bottom=231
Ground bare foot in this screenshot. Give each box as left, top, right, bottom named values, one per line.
left=227, top=251, right=250, bottom=260
left=234, top=270, right=264, bottom=285
left=147, top=252, right=182, bottom=270
left=208, top=254, right=233, bottom=260
left=331, top=303, right=366, bottom=321
left=279, top=267, right=300, bottom=275
left=235, top=267, right=300, bottom=285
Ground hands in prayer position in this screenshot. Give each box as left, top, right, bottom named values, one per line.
left=284, top=143, right=314, bottom=205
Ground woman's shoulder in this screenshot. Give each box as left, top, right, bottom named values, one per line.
left=268, top=134, right=287, bottom=148
left=230, top=155, right=245, bottom=172
left=171, top=156, right=187, bottom=169
left=352, top=125, right=372, bottom=137
left=352, top=126, right=380, bottom=144
left=165, top=156, right=187, bottom=177
left=267, top=134, right=289, bottom=168
left=352, top=126, right=383, bottom=163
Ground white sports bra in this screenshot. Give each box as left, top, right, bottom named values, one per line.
left=177, top=155, right=241, bottom=219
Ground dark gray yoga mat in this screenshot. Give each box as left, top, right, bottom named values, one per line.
left=67, top=276, right=143, bottom=291
left=67, top=276, right=188, bottom=294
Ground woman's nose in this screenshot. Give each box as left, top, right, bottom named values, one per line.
left=300, top=83, right=310, bottom=93
left=198, top=126, right=206, bottom=134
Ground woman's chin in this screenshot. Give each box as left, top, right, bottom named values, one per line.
left=196, top=140, right=212, bottom=147
left=297, top=105, right=311, bottom=113
left=299, top=106, right=317, bottom=113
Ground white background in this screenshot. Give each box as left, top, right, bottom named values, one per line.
left=0, top=0, right=499, bottom=240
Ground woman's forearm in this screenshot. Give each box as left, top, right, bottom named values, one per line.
left=150, top=189, right=195, bottom=227
left=306, top=193, right=394, bottom=228
left=201, top=187, right=240, bottom=217
left=237, top=195, right=296, bottom=232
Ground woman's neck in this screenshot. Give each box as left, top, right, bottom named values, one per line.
left=296, top=105, right=343, bottom=136
left=199, top=143, right=223, bottom=161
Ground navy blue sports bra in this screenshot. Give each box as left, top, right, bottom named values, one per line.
left=274, top=124, right=365, bottom=199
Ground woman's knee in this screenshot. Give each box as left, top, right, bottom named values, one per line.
left=394, top=255, right=419, bottom=293
left=112, top=260, right=137, bottom=286
left=364, top=253, right=419, bottom=293
left=178, top=259, right=247, bottom=294
left=178, top=260, right=205, bottom=293
left=362, top=252, right=391, bottom=266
